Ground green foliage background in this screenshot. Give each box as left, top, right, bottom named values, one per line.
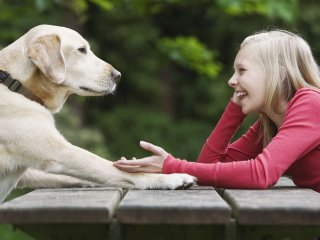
left=1, top=0, right=320, bottom=238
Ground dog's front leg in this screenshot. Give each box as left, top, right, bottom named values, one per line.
left=17, top=168, right=99, bottom=189
left=13, top=122, right=196, bottom=190
left=52, top=146, right=196, bottom=189
left=27, top=142, right=196, bottom=189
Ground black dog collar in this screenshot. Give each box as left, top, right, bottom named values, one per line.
left=0, top=70, right=43, bottom=104
left=0, top=70, right=24, bottom=92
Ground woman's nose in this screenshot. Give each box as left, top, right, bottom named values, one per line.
left=228, top=74, right=238, bottom=88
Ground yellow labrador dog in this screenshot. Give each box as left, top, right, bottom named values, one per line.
left=0, top=25, right=196, bottom=203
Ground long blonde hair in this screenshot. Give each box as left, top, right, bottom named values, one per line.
left=240, top=30, right=320, bottom=146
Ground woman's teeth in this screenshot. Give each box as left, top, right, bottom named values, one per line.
left=236, top=91, right=248, bottom=99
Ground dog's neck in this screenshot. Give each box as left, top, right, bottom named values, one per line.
left=0, top=70, right=44, bottom=105
left=0, top=68, right=70, bottom=113
left=0, top=39, right=70, bottom=113
left=23, top=69, right=70, bottom=113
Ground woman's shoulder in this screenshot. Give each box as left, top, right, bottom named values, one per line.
left=282, top=88, right=320, bottom=136
left=287, top=87, right=320, bottom=109
left=284, top=87, right=320, bottom=121
left=295, top=87, right=320, bottom=95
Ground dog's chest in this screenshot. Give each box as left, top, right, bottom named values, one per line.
left=0, top=87, right=55, bottom=146
left=0, top=86, right=52, bottom=119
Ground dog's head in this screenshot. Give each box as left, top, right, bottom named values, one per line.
left=23, top=25, right=121, bottom=112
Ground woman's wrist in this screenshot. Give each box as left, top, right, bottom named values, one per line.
left=162, top=154, right=180, bottom=174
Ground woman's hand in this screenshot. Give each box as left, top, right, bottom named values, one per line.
left=113, top=141, right=169, bottom=173
left=231, top=91, right=242, bottom=106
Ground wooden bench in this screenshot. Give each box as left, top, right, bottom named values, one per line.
left=0, top=177, right=319, bottom=240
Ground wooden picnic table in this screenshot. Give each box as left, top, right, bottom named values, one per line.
left=0, top=177, right=319, bottom=240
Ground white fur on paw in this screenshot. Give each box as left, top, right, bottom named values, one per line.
left=164, top=173, right=197, bottom=189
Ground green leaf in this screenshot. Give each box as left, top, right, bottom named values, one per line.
left=158, top=36, right=222, bottom=79
left=90, top=0, right=113, bottom=11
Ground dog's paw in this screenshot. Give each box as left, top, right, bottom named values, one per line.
left=161, top=173, right=197, bottom=190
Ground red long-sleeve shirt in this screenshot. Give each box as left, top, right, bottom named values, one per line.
left=163, top=88, right=320, bottom=192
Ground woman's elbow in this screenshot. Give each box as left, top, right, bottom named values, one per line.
left=255, top=178, right=277, bottom=190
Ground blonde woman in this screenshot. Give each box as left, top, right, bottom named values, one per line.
left=114, top=30, right=320, bottom=192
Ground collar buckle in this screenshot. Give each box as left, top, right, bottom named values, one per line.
left=0, top=71, right=9, bottom=83
left=8, top=79, right=22, bottom=92
left=0, top=70, right=22, bottom=92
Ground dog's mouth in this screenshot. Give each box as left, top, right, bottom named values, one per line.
left=79, top=86, right=114, bottom=95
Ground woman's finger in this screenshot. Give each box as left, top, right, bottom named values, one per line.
left=113, top=161, right=141, bottom=171
left=115, top=165, right=141, bottom=173
left=140, top=141, right=166, bottom=156
left=114, top=163, right=156, bottom=173
left=115, top=157, right=152, bottom=166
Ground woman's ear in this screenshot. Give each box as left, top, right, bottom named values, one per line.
left=28, top=34, right=66, bottom=84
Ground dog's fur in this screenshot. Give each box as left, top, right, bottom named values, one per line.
left=0, top=25, right=196, bottom=203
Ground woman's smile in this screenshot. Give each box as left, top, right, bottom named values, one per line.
left=236, top=91, right=248, bottom=100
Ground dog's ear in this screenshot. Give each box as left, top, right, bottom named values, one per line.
left=28, top=34, right=66, bottom=84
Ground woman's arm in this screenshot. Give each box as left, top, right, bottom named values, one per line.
left=197, top=100, right=262, bottom=164
left=115, top=90, right=320, bottom=189
left=114, top=99, right=261, bottom=173
left=164, top=90, right=320, bottom=188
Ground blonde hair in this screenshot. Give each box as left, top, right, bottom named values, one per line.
left=240, top=30, right=320, bottom=146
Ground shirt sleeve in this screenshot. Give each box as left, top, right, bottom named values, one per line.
left=163, top=90, right=320, bottom=189
left=197, top=100, right=263, bottom=164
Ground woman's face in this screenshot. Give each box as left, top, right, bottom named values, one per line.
left=228, top=45, right=268, bottom=115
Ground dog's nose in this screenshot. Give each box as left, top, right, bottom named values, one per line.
left=112, top=69, right=121, bottom=83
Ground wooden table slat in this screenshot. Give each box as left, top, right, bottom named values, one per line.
left=223, top=187, right=320, bottom=225
left=117, top=187, right=231, bottom=224
left=0, top=187, right=123, bottom=224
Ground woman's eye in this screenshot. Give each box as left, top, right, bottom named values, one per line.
left=239, top=68, right=246, bottom=73
left=78, top=47, right=87, bottom=54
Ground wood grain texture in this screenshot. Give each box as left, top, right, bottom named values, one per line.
left=117, top=188, right=231, bottom=224
left=0, top=187, right=123, bottom=224
left=223, top=187, right=320, bottom=225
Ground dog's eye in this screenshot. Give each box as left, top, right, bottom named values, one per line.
left=78, top=47, right=87, bottom=54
